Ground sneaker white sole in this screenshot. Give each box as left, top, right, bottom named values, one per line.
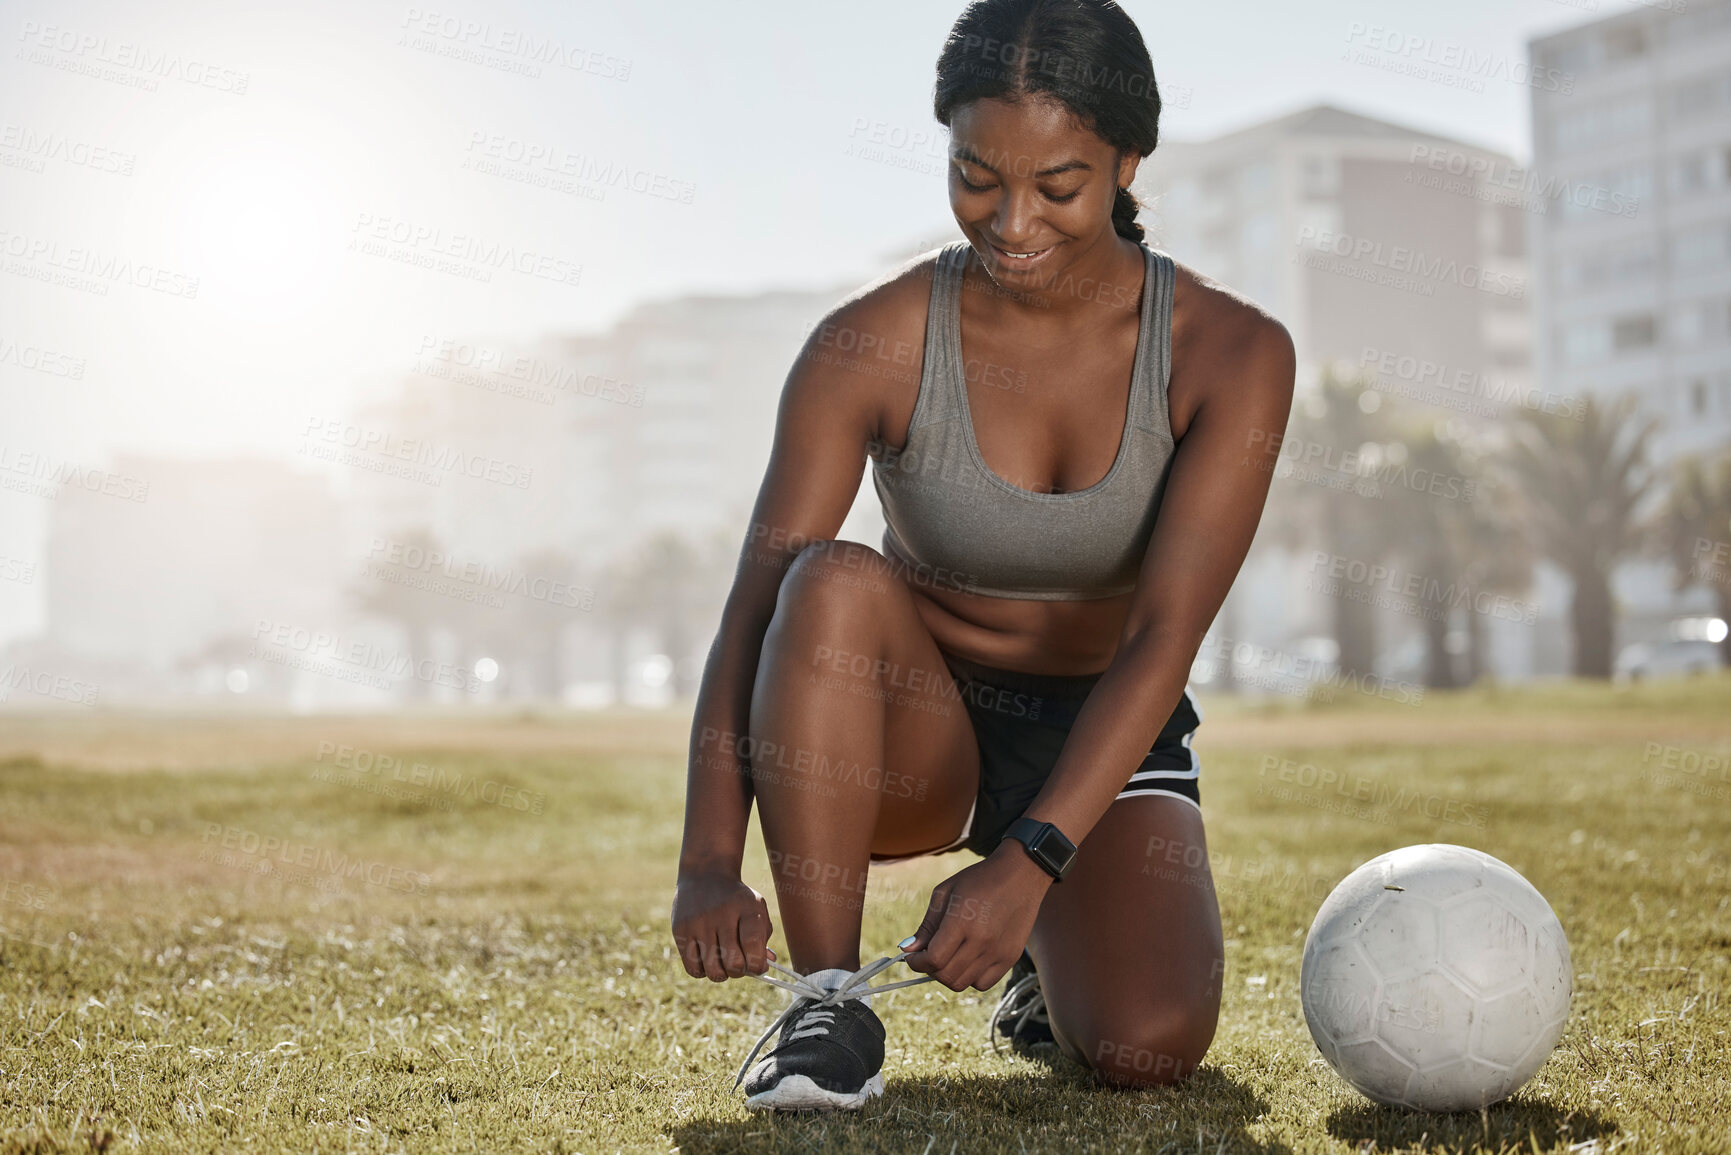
left=744, top=1072, right=884, bottom=1112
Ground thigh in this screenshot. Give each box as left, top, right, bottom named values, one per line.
left=1027, top=794, right=1225, bottom=1086
left=757, top=539, right=982, bottom=857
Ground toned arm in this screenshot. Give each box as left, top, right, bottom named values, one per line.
left=1019, top=289, right=1297, bottom=849
left=671, top=260, right=930, bottom=978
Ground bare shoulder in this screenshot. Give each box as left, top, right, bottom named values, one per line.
left=786, top=247, right=947, bottom=443
left=800, top=248, right=942, bottom=375
left=1172, top=259, right=1296, bottom=379
left=1166, top=258, right=1295, bottom=429
left=832, top=246, right=947, bottom=323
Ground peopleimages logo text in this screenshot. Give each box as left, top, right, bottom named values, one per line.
left=0, top=444, right=149, bottom=502
left=0, top=228, right=200, bottom=298
left=15, top=21, right=251, bottom=93
left=365, top=536, right=594, bottom=610
left=349, top=213, right=582, bottom=288
left=250, top=618, right=480, bottom=694
left=300, top=418, right=533, bottom=489
left=1344, top=23, right=1574, bottom=94
left=398, top=9, right=631, bottom=80
left=1407, top=146, right=1640, bottom=220
left=1295, top=227, right=1524, bottom=299
left=199, top=823, right=431, bottom=894
left=1308, top=551, right=1539, bottom=626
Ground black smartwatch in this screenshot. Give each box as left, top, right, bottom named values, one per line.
left=1002, top=817, right=1077, bottom=882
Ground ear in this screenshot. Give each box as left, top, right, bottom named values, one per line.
left=1117, top=150, right=1142, bottom=192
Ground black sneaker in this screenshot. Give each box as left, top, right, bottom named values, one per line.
left=741, top=995, right=886, bottom=1111
left=989, top=950, right=1054, bottom=1052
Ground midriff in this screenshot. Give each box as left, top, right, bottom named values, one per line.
left=901, top=581, right=1137, bottom=675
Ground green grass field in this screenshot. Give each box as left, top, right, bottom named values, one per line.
left=1, top=676, right=1728, bottom=1153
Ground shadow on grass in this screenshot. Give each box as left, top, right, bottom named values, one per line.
left=672, top=1056, right=1293, bottom=1154
left=1325, top=1097, right=1619, bottom=1152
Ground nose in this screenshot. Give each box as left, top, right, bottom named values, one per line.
left=991, top=186, right=1042, bottom=249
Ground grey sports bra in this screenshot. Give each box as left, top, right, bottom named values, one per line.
left=868, top=240, right=1179, bottom=601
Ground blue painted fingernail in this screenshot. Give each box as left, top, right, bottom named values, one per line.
left=898, top=935, right=917, bottom=950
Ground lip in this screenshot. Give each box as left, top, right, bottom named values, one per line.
left=983, top=239, right=1059, bottom=273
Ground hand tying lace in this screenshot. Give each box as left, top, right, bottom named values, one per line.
left=732, top=952, right=935, bottom=1088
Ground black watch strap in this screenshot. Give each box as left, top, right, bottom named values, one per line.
left=1002, top=817, right=1077, bottom=882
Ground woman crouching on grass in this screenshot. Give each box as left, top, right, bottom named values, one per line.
left=671, top=0, right=1294, bottom=1112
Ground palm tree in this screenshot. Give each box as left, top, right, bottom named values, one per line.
left=600, top=529, right=733, bottom=701
left=349, top=526, right=457, bottom=700
left=1500, top=394, right=1659, bottom=678
left=502, top=547, right=589, bottom=699
left=1266, top=369, right=1407, bottom=678
left=1452, top=473, right=1538, bottom=685
left=1388, top=420, right=1535, bottom=688
left=1656, top=453, right=1731, bottom=668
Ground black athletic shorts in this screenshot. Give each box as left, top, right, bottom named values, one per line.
left=871, top=649, right=1204, bottom=863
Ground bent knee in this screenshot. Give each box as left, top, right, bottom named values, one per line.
left=1078, top=1005, right=1217, bottom=1088
left=785, top=539, right=888, bottom=580
left=776, top=540, right=899, bottom=610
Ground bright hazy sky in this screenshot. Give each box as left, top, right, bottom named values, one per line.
left=0, top=0, right=1611, bottom=641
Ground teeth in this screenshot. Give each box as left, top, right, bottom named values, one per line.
left=1001, top=248, right=1043, bottom=259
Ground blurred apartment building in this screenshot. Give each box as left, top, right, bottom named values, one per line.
left=324, top=286, right=856, bottom=704
left=1528, top=0, right=1731, bottom=654
left=1145, top=104, right=1530, bottom=392
left=1530, top=0, right=1731, bottom=461
left=21, top=457, right=348, bottom=706
left=1138, top=103, right=1543, bottom=680
left=10, top=282, right=869, bottom=707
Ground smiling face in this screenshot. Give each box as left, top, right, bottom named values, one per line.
left=947, top=95, right=1141, bottom=288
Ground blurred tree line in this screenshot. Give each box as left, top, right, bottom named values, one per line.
left=351, top=374, right=1730, bottom=703
left=350, top=526, right=734, bottom=704
left=1261, top=369, right=1731, bottom=685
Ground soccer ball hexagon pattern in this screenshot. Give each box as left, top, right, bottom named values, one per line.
left=1300, top=843, right=1572, bottom=1112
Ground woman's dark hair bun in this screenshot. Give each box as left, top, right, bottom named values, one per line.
left=1112, top=186, right=1145, bottom=243
left=935, top=0, right=1161, bottom=242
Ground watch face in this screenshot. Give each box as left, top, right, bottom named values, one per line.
left=1006, top=818, right=1076, bottom=880
left=1029, top=826, right=1075, bottom=875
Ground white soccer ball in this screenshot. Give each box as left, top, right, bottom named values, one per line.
left=1300, top=843, right=1572, bottom=1112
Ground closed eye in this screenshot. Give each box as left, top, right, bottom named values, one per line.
left=955, top=170, right=1082, bottom=204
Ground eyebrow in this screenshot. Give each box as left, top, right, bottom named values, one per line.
left=952, top=144, right=1092, bottom=178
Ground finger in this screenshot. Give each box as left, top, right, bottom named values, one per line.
left=716, top=914, right=744, bottom=976
left=702, top=927, right=729, bottom=982
left=903, top=882, right=953, bottom=970
left=716, top=924, right=747, bottom=980
left=674, top=928, right=704, bottom=979
left=739, top=900, right=771, bottom=975
left=961, top=952, right=1015, bottom=993
left=974, top=952, right=1017, bottom=992
left=945, top=961, right=986, bottom=994
left=918, top=893, right=972, bottom=978
left=933, top=932, right=983, bottom=992
left=720, top=918, right=748, bottom=979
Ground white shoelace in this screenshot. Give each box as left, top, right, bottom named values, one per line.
left=732, top=952, right=935, bottom=1089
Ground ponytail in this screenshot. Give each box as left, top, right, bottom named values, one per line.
left=1112, top=184, right=1145, bottom=243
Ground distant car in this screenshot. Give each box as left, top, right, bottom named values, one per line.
left=1615, top=639, right=1724, bottom=682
